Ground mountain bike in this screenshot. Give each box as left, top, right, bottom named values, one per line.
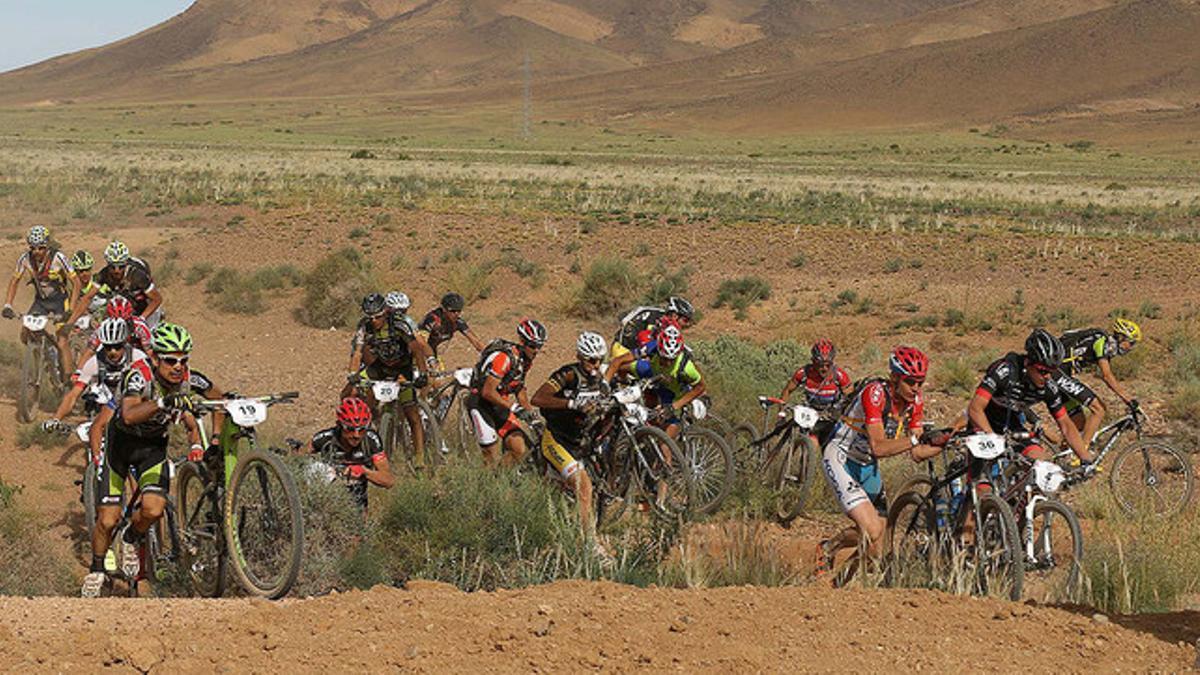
left=11, top=313, right=65, bottom=423
left=738, top=396, right=825, bottom=524
left=177, top=392, right=304, bottom=598
left=676, top=398, right=735, bottom=515
left=886, top=431, right=1025, bottom=601
left=1053, top=403, right=1193, bottom=517
left=428, top=367, right=475, bottom=458
left=356, top=378, right=444, bottom=470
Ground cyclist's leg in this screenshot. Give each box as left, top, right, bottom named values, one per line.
left=542, top=432, right=593, bottom=536
left=500, top=422, right=527, bottom=468
left=92, top=439, right=127, bottom=565
left=398, top=368, right=425, bottom=467
left=822, top=443, right=884, bottom=556
left=129, top=454, right=170, bottom=536
left=466, top=395, right=502, bottom=465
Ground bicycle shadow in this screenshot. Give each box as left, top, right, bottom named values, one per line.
left=1052, top=602, right=1200, bottom=646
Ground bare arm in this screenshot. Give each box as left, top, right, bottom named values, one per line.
left=366, top=454, right=396, bottom=489
left=462, top=328, right=485, bottom=352
left=1097, top=359, right=1133, bottom=404
left=52, top=382, right=86, bottom=420
left=671, top=379, right=706, bottom=412
left=779, top=377, right=798, bottom=401
left=88, top=405, right=114, bottom=463
left=4, top=273, right=21, bottom=307
left=480, top=373, right=512, bottom=409
left=65, top=285, right=99, bottom=325
left=121, top=394, right=163, bottom=426
left=866, top=420, right=923, bottom=458
left=530, top=381, right=568, bottom=410
left=605, top=352, right=635, bottom=382
left=141, top=287, right=163, bottom=319
left=967, top=393, right=994, bottom=434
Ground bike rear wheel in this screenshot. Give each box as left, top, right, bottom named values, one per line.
left=885, top=488, right=942, bottom=587
left=728, top=422, right=760, bottom=474
left=224, top=449, right=304, bottom=599
left=1024, top=499, right=1083, bottom=602
left=1108, top=440, right=1194, bottom=518
left=620, top=425, right=688, bottom=519
left=767, top=433, right=817, bottom=525
left=16, top=342, right=40, bottom=423
left=177, top=461, right=226, bottom=598
left=680, top=426, right=734, bottom=515
left=393, top=399, right=446, bottom=470
left=975, top=493, right=1024, bottom=601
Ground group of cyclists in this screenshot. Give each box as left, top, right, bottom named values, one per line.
left=6, top=224, right=1150, bottom=596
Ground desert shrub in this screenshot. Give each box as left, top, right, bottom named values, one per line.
left=203, top=267, right=265, bottom=314
left=642, top=262, right=691, bottom=306
left=349, top=149, right=376, bottom=160
left=1082, top=514, right=1200, bottom=613
left=713, top=276, right=771, bottom=319
left=445, top=261, right=495, bottom=302
left=1137, top=300, right=1162, bottom=320
left=691, top=335, right=807, bottom=424
left=661, top=521, right=799, bottom=588
left=501, top=253, right=545, bottom=288
left=184, top=262, right=215, bottom=285
left=297, top=247, right=376, bottom=328
left=788, top=253, right=807, bottom=269
left=571, top=257, right=642, bottom=319
left=1166, top=326, right=1200, bottom=422
left=831, top=289, right=858, bottom=310
left=16, top=424, right=70, bottom=449
left=884, top=258, right=903, bottom=273
left=0, top=479, right=75, bottom=596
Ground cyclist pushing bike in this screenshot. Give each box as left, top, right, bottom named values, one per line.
left=778, top=339, right=853, bottom=445
left=465, top=319, right=546, bottom=468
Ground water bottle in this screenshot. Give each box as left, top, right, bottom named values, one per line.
left=933, top=493, right=949, bottom=529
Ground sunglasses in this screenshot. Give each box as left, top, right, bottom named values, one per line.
left=30, top=245, right=48, bottom=252
left=102, top=343, right=124, bottom=352
left=1029, top=364, right=1055, bottom=376
left=902, top=377, right=925, bottom=387
left=160, top=355, right=189, bottom=367
left=341, top=425, right=370, bottom=433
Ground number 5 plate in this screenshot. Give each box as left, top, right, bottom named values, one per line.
left=964, top=433, right=1005, bottom=460
left=226, top=399, right=268, bottom=426
left=373, top=381, right=400, bottom=403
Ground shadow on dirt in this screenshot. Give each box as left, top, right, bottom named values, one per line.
left=1053, top=603, right=1200, bottom=646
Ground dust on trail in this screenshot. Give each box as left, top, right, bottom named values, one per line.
left=1, top=580, right=1194, bottom=672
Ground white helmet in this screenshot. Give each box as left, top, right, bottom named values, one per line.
left=26, top=226, right=50, bottom=247
left=104, top=241, right=131, bottom=265
left=576, top=331, right=607, bottom=360
left=385, top=291, right=410, bottom=312
left=96, top=317, right=129, bottom=346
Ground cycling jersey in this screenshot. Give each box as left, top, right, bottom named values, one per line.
left=634, top=352, right=701, bottom=403
left=418, top=308, right=469, bottom=357
left=470, top=339, right=529, bottom=397
left=1059, top=328, right=1119, bottom=376
left=974, top=352, right=1069, bottom=431
left=791, top=364, right=851, bottom=410
left=310, top=426, right=385, bottom=509
left=353, top=313, right=415, bottom=367
left=826, top=380, right=923, bottom=464
left=13, top=249, right=73, bottom=301
left=86, top=316, right=151, bottom=353
left=95, top=258, right=154, bottom=315
left=538, top=363, right=603, bottom=451
left=73, top=346, right=148, bottom=392
left=112, top=358, right=191, bottom=438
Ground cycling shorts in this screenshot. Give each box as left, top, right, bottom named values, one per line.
left=28, top=292, right=68, bottom=320
left=97, top=425, right=170, bottom=508
left=465, top=393, right=520, bottom=447
left=822, top=442, right=886, bottom=516
left=541, top=430, right=583, bottom=482
left=361, top=363, right=417, bottom=406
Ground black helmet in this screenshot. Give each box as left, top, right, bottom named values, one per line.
left=441, top=292, right=465, bottom=312
left=665, top=296, right=695, bottom=321
left=361, top=293, right=386, bottom=316
left=1025, top=328, right=1065, bottom=368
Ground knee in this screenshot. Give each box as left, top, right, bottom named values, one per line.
left=140, top=499, right=165, bottom=521
left=96, top=509, right=121, bottom=531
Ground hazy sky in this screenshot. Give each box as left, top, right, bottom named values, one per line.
left=0, top=0, right=194, bottom=73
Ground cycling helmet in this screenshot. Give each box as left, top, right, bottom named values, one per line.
left=1024, top=328, right=1065, bottom=368
left=96, top=318, right=129, bottom=346
left=441, top=292, right=465, bottom=312
left=576, top=331, right=607, bottom=360
left=336, top=397, right=373, bottom=430
left=106, top=296, right=134, bottom=320
left=658, top=324, right=685, bottom=359
left=517, top=318, right=548, bottom=348
left=1112, top=317, right=1142, bottom=343
left=104, top=241, right=131, bottom=265
left=150, top=322, right=193, bottom=355
left=385, top=291, right=411, bottom=313
left=889, top=346, right=929, bottom=379
left=811, top=339, right=836, bottom=364
left=70, top=250, right=94, bottom=271
left=665, top=296, right=695, bottom=322
left=361, top=292, right=386, bottom=317
left=26, top=226, right=50, bottom=247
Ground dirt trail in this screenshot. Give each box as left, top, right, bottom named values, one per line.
left=1, top=580, right=1195, bottom=672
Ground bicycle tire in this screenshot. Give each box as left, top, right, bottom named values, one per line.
left=377, top=408, right=397, bottom=461
left=701, top=412, right=733, bottom=439
left=681, top=426, right=734, bottom=515
left=619, top=425, right=687, bottom=520
left=1025, top=498, right=1083, bottom=602
left=975, top=493, right=1024, bottom=601
left=454, top=396, right=476, bottom=458
left=729, top=422, right=760, bottom=474
left=884, top=487, right=940, bottom=588
left=82, top=461, right=97, bottom=537
left=394, top=399, right=446, bottom=470
left=224, top=449, right=303, bottom=599
left=176, top=461, right=226, bottom=598
left=1108, top=440, right=1194, bottom=518
left=772, top=434, right=817, bottom=525
left=16, top=342, right=39, bottom=423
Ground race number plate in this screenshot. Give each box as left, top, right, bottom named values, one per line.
left=964, top=433, right=1005, bottom=460
left=22, top=315, right=48, bottom=332
left=615, top=384, right=643, bottom=405
left=792, top=405, right=819, bottom=431
left=453, top=368, right=473, bottom=388
left=372, top=381, right=401, bottom=403
left=1034, top=460, right=1066, bottom=493
left=226, top=399, right=268, bottom=427
left=689, top=398, right=708, bottom=420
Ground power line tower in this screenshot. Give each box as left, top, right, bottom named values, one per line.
left=521, top=51, right=532, bottom=141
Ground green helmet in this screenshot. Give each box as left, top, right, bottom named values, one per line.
left=104, top=241, right=131, bottom=265
left=70, top=250, right=95, bottom=271
left=151, top=322, right=193, bottom=354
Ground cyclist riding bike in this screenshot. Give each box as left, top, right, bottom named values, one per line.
left=419, top=292, right=485, bottom=369
left=345, top=293, right=432, bottom=468
left=819, top=346, right=940, bottom=570
left=67, top=241, right=163, bottom=332
left=966, top=328, right=1092, bottom=466
left=530, top=331, right=608, bottom=540
left=4, top=225, right=79, bottom=380
left=74, top=296, right=152, bottom=369
left=44, top=318, right=148, bottom=433
left=303, top=397, right=395, bottom=511
left=779, top=339, right=853, bottom=444
left=81, top=323, right=202, bottom=598
left=68, top=249, right=103, bottom=313
left=609, top=323, right=705, bottom=442
left=1055, top=317, right=1143, bottom=446
left=466, top=319, right=546, bottom=468
left=611, top=296, right=694, bottom=360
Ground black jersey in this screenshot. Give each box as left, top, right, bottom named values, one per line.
left=1059, top=328, right=1119, bottom=376
left=311, top=426, right=385, bottom=509
left=975, top=352, right=1069, bottom=430
left=538, top=363, right=604, bottom=450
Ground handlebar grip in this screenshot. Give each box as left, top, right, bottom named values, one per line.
left=279, top=391, right=300, bottom=400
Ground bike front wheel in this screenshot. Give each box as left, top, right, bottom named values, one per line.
left=16, top=342, right=41, bottom=423
left=1024, top=498, right=1083, bottom=603
left=1108, top=440, right=1194, bottom=518
left=680, top=426, right=734, bottom=515
left=224, top=449, right=304, bottom=599
left=767, top=433, right=817, bottom=525
left=975, top=493, right=1024, bottom=601
left=177, top=461, right=226, bottom=598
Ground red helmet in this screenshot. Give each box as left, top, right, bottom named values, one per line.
left=658, top=324, right=685, bottom=359
left=516, top=318, right=547, bottom=348
left=336, top=397, right=372, bottom=429
left=811, top=339, right=836, bottom=364
left=106, top=296, right=134, bottom=320
left=889, top=346, right=929, bottom=379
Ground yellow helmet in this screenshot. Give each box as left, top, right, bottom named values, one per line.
left=1112, top=317, right=1142, bottom=343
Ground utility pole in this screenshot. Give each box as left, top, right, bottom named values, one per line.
left=521, top=51, right=532, bottom=141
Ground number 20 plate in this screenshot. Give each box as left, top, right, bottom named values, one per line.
left=226, top=399, right=268, bottom=426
